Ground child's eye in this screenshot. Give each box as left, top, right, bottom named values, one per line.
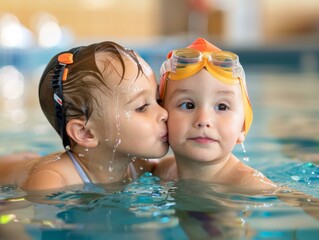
left=179, top=102, right=195, bottom=110
left=136, top=104, right=149, bottom=112
left=215, top=103, right=229, bottom=111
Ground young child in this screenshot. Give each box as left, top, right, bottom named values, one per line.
left=1, top=41, right=168, bottom=190
left=155, top=38, right=277, bottom=190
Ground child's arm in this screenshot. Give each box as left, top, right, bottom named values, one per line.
left=273, top=187, right=319, bottom=220
left=0, top=152, right=39, bottom=161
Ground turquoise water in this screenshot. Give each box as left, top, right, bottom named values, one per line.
left=1, top=172, right=319, bottom=240
left=1, top=70, right=319, bottom=239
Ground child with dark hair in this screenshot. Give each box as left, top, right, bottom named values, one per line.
left=1, top=41, right=168, bottom=190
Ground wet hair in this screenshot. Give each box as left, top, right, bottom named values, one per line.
left=38, top=41, right=145, bottom=148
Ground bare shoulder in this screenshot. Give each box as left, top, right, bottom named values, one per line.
left=234, top=158, right=277, bottom=190
left=22, top=168, right=65, bottom=191
left=217, top=155, right=276, bottom=190
left=0, top=152, right=41, bottom=185
left=153, top=155, right=177, bottom=181
left=22, top=151, right=80, bottom=191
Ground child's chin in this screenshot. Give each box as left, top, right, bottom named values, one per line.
left=154, top=149, right=170, bottom=158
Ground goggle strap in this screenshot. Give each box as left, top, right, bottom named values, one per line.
left=54, top=93, right=63, bottom=106
left=51, top=47, right=82, bottom=149
left=160, top=59, right=174, bottom=75
left=239, top=78, right=253, bottom=135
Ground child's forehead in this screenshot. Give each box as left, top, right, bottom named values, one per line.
left=91, top=52, right=153, bottom=97
left=95, top=51, right=152, bottom=80
left=167, top=70, right=242, bottom=96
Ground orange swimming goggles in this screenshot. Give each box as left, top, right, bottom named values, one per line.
left=159, top=48, right=253, bottom=136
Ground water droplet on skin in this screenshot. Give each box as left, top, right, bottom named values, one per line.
left=105, top=138, right=109, bottom=142
left=132, top=157, right=137, bottom=162
left=125, top=111, right=131, bottom=119
left=109, top=166, right=113, bottom=172
left=115, top=139, right=121, bottom=146
left=140, top=167, right=144, bottom=171
left=84, top=148, right=89, bottom=152
left=78, top=153, right=84, bottom=157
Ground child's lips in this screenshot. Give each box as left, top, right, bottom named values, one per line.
left=189, top=136, right=216, bottom=144
left=160, top=132, right=168, bottom=142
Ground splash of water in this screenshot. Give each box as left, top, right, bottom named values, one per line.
left=105, top=92, right=123, bottom=178
left=54, top=155, right=61, bottom=161
left=241, top=143, right=249, bottom=162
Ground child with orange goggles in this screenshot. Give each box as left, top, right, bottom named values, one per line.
left=155, top=38, right=277, bottom=191
left=159, top=38, right=252, bottom=136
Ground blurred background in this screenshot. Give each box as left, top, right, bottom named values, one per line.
left=0, top=0, right=319, bottom=159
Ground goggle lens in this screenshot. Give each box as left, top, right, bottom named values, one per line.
left=210, top=51, right=239, bottom=69
left=161, top=48, right=242, bottom=79
left=172, top=49, right=201, bottom=65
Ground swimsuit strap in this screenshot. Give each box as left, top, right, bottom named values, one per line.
left=67, top=151, right=92, bottom=184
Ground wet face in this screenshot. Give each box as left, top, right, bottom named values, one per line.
left=91, top=52, right=168, bottom=159
left=163, top=69, right=245, bottom=162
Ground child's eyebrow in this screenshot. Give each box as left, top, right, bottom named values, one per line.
left=168, top=88, right=193, bottom=101
left=171, top=88, right=194, bottom=95
left=126, top=90, right=146, bottom=104
left=215, top=90, right=236, bottom=96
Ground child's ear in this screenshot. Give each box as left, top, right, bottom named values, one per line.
left=66, top=119, right=98, bottom=148
left=236, top=125, right=246, bottom=144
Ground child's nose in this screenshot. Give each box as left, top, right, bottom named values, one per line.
left=194, top=109, right=213, bottom=128
left=159, top=106, right=168, bottom=123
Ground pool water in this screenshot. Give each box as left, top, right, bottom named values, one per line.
left=1, top=70, right=319, bottom=239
